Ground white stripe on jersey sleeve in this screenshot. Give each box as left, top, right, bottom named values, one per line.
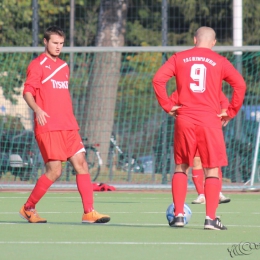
left=40, top=57, right=48, bottom=65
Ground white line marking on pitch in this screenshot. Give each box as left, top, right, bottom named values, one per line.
left=117, top=223, right=260, bottom=228
left=0, top=241, right=236, bottom=245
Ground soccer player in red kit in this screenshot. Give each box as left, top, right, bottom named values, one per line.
left=170, top=90, right=231, bottom=204
left=153, top=26, right=246, bottom=230
left=19, top=26, right=110, bottom=224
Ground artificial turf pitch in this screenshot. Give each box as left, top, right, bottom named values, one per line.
left=0, top=191, right=259, bottom=260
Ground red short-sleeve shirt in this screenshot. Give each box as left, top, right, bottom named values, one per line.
left=23, top=53, right=79, bottom=135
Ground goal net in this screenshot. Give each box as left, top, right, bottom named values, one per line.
left=0, top=46, right=260, bottom=190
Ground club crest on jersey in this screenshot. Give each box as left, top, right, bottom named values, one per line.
left=51, top=79, right=69, bottom=89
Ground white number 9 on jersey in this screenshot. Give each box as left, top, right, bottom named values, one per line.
left=190, top=64, right=206, bottom=93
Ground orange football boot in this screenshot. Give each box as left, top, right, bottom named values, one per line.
left=19, top=205, right=47, bottom=223
left=82, top=210, right=110, bottom=224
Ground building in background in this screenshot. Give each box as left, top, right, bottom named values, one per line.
left=0, top=86, right=32, bottom=130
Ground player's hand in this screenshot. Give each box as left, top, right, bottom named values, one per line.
left=217, top=110, right=231, bottom=127
left=168, top=105, right=181, bottom=118
left=35, top=107, right=50, bottom=126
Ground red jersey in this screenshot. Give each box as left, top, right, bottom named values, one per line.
left=23, top=53, right=79, bottom=135
left=170, top=90, right=230, bottom=109
left=153, top=47, right=246, bottom=128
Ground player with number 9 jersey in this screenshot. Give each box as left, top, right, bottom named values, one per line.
left=153, top=47, right=246, bottom=129
left=152, top=26, right=246, bottom=230
left=153, top=45, right=246, bottom=167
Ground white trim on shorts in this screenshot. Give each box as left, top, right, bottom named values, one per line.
left=74, top=147, right=86, bottom=156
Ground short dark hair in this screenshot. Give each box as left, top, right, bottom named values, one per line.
left=44, top=26, right=65, bottom=41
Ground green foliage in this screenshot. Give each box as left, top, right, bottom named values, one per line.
left=115, top=51, right=176, bottom=132
left=243, top=0, right=260, bottom=45
left=0, top=0, right=32, bottom=46
left=0, top=0, right=100, bottom=103
left=74, top=0, right=100, bottom=46
left=241, top=52, right=260, bottom=102
left=0, top=114, right=25, bottom=131
left=37, top=0, right=70, bottom=43
left=220, top=51, right=260, bottom=100
left=0, top=52, right=33, bottom=104
left=126, top=21, right=162, bottom=46
left=0, top=0, right=101, bottom=47
left=1, top=0, right=260, bottom=106
left=1, top=0, right=260, bottom=47
left=126, top=0, right=234, bottom=46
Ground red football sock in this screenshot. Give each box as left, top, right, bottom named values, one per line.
left=192, top=169, right=204, bottom=195
left=218, top=168, right=223, bottom=191
left=204, top=177, right=220, bottom=219
left=25, top=174, right=53, bottom=210
left=172, top=172, right=187, bottom=216
left=76, top=174, right=94, bottom=213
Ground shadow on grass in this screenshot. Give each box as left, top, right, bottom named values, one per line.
left=1, top=220, right=203, bottom=230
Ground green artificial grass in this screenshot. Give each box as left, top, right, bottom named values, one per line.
left=0, top=191, right=259, bottom=260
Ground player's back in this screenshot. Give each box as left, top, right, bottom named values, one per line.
left=173, top=47, right=235, bottom=128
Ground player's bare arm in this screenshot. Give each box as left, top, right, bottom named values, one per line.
left=23, top=92, right=50, bottom=126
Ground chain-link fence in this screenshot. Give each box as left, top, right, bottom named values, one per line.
left=1, top=0, right=260, bottom=47
left=0, top=46, right=260, bottom=190
left=1, top=1, right=260, bottom=190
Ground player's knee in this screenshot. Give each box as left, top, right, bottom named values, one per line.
left=73, top=160, right=88, bottom=174
left=193, top=157, right=202, bottom=169
left=175, top=163, right=189, bottom=174
left=45, top=168, right=62, bottom=182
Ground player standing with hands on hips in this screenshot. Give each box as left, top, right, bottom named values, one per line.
left=19, top=26, right=110, bottom=224
left=153, top=26, right=246, bottom=230
left=169, top=90, right=231, bottom=205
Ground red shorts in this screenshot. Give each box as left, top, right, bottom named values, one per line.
left=194, top=149, right=200, bottom=157
left=36, top=130, right=85, bottom=163
left=174, top=118, right=227, bottom=168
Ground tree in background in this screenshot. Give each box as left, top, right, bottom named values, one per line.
left=73, top=0, right=100, bottom=46
left=81, top=0, right=128, bottom=166
left=0, top=0, right=32, bottom=103
left=0, top=0, right=70, bottom=103
left=1, top=0, right=260, bottom=105
left=1, top=0, right=260, bottom=159
left=0, top=0, right=32, bottom=46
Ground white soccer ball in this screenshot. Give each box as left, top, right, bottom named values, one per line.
left=166, top=203, right=192, bottom=225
